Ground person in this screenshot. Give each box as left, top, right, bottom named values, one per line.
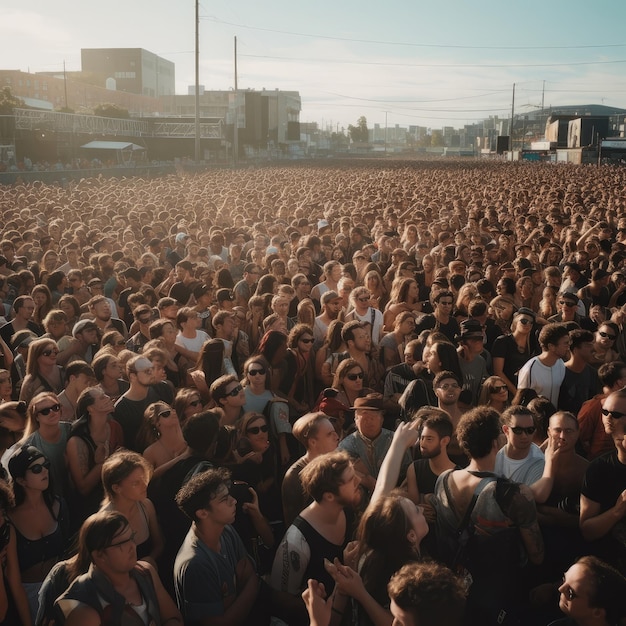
left=100, top=450, right=164, bottom=569
left=92, top=353, right=130, bottom=404
left=18, top=338, right=64, bottom=405
left=174, top=467, right=270, bottom=626
left=55, top=510, right=182, bottom=626
left=172, top=387, right=204, bottom=427
left=590, top=322, right=621, bottom=368
left=313, top=291, right=343, bottom=347
left=551, top=555, right=626, bottom=626
left=414, top=290, right=460, bottom=344
left=57, top=360, right=95, bottom=421
left=113, top=355, right=174, bottom=452
left=559, top=329, right=600, bottom=415
left=338, top=393, right=411, bottom=494
left=517, top=323, right=571, bottom=407
left=281, top=412, right=339, bottom=527
left=478, top=375, right=510, bottom=412
left=406, top=410, right=456, bottom=505
left=494, top=405, right=559, bottom=503
left=456, top=318, right=488, bottom=406
left=0, top=295, right=40, bottom=350
left=270, top=450, right=361, bottom=626
left=344, top=286, right=384, bottom=347
left=431, top=406, right=544, bottom=625
left=174, top=307, right=210, bottom=363
left=379, top=311, right=416, bottom=369
left=140, top=402, right=187, bottom=470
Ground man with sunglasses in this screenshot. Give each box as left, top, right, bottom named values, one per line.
left=495, top=405, right=560, bottom=504
left=559, top=329, right=600, bottom=416
left=548, top=291, right=594, bottom=331
left=580, top=389, right=626, bottom=571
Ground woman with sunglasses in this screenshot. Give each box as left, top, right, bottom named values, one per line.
left=172, top=387, right=204, bottom=426
left=54, top=510, right=181, bottom=626
left=92, top=353, right=130, bottom=404
left=492, top=307, right=541, bottom=397
left=66, top=387, right=123, bottom=529
left=18, top=339, right=64, bottom=406
left=12, top=392, right=72, bottom=501
left=7, top=444, right=69, bottom=623
left=591, top=322, right=620, bottom=367
left=140, top=402, right=186, bottom=470
left=97, top=330, right=126, bottom=357
left=478, top=376, right=510, bottom=412
left=100, top=450, right=164, bottom=569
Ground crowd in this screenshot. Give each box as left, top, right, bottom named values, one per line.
left=1, top=160, right=626, bottom=624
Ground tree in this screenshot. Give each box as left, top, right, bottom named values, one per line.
left=348, top=116, right=369, bottom=143
left=93, top=103, right=130, bottom=119
left=431, top=130, right=445, bottom=147
left=0, top=87, right=25, bottom=115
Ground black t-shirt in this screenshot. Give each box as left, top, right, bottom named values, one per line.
left=491, top=333, right=540, bottom=387
left=581, top=450, right=626, bottom=512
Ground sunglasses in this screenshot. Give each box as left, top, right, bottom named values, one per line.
left=158, top=409, right=173, bottom=418
left=510, top=426, right=536, bottom=435
left=346, top=372, right=364, bottom=381
left=247, top=424, right=269, bottom=435
left=601, top=408, right=626, bottom=420
left=299, top=337, right=314, bottom=344
left=248, top=367, right=266, bottom=376
left=518, top=318, right=533, bottom=325
left=492, top=385, right=508, bottom=392
left=188, top=399, right=202, bottom=407
left=227, top=384, right=243, bottom=397
left=37, top=404, right=61, bottom=416
left=438, top=383, right=460, bottom=390
left=42, top=348, right=59, bottom=357
left=559, top=301, right=576, bottom=307
left=599, top=331, right=617, bottom=340
left=115, top=340, right=126, bottom=346
left=28, top=460, right=51, bottom=474
left=357, top=296, right=371, bottom=302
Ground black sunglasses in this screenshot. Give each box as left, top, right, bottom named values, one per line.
left=42, top=348, right=59, bottom=357
left=227, top=384, right=243, bottom=397
left=599, top=331, right=617, bottom=340
left=188, top=399, right=202, bottom=407
left=346, top=372, right=364, bottom=381
left=37, top=404, right=61, bottom=416
left=510, top=426, right=536, bottom=435
left=248, top=368, right=267, bottom=376
left=28, top=460, right=51, bottom=474
left=247, top=424, right=269, bottom=435
left=299, top=337, right=314, bottom=344
left=559, top=301, right=576, bottom=307
left=602, top=408, right=626, bottom=420
left=518, top=318, right=533, bottom=325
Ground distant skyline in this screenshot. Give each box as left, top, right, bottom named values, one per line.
left=3, top=0, right=626, bottom=131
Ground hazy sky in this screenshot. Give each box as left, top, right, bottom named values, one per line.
left=3, top=0, right=626, bottom=131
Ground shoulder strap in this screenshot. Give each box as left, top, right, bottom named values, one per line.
left=448, top=472, right=495, bottom=533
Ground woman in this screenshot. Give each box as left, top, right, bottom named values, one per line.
left=311, top=260, right=343, bottom=302
left=491, top=308, right=540, bottom=396
left=57, top=295, right=81, bottom=332
left=365, top=270, right=388, bottom=312
left=31, top=285, right=53, bottom=329
left=45, top=272, right=67, bottom=306
left=54, top=510, right=181, bottom=626
left=315, top=320, right=345, bottom=389
left=478, top=376, right=510, bottom=412
left=454, top=283, right=478, bottom=324
left=383, top=278, right=421, bottom=332
left=92, top=353, right=130, bottom=403
left=296, top=298, right=317, bottom=328
left=188, top=339, right=231, bottom=403
left=0, top=479, right=31, bottom=625
left=327, top=492, right=428, bottom=626
left=380, top=311, right=415, bottom=369
left=254, top=274, right=278, bottom=298
left=172, top=387, right=204, bottom=426
left=489, top=295, right=517, bottom=336
left=98, top=330, right=127, bottom=356
left=140, top=402, right=187, bottom=470
left=148, top=319, right=186, bottom=388
left=19, top=339, right=64, bottom=406
left=254, top=330, right=289, bottom=395
left=539, top=286, right=558, bottom=319
left=0, top=369, right=13, bottom=402
left=100, top=450, right=164, bottom=568
left=591, top=321, right=620, bottom=368
left=7, top=445, right=69, bottom=622
left=17, top=392, right=71, bottom=500
left=279, top=324, right=316, bottom=417
left=66, top=387, right=123, bottom=528
left=415, top=253, right=435, bottom=300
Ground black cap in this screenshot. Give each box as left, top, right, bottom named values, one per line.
left=8, top=445, right=45, bottom=480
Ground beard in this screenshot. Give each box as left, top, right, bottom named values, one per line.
left=420, top=445, right=442, bottom=460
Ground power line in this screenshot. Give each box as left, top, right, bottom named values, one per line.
left=201, top=16, right=626, bottom=51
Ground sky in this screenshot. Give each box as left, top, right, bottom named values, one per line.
left=3, top=0, right=626, bottom=132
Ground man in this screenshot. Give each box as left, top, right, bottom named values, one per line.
left=157, top=297, right=179, bottom=323
left=406, top=410, right=456, bottom=504
left=270, top=294, right=294, bottom=332
left=57, top=360, right=95, bottom=421
left=414, top=290, right=460, bottom=344
left=233, top=263, right=260, bottom=309
left=60, top=319, right=100, bottom=365
left=344, top=286, right=384, bottom=347
left=67, top=269, right=91, bottom=305
left=270, top=450, right=361, bottom=625
left=174, top=467, right=269, bottom=626
left=169, top=261, right=196, bottom=306
left=338, top=393, right=411, bottom=493
left=215, top=288, right=235, bottom=313
left=288, top=273, right=314, bottom=318
left=175, top=307, right=210, bottom=363
left=431, top=407, right=543, bottom=623
left=578, top=361, right=626, bottom=460
left=559, top=329, right=600, bottom=415
left=495, top=405, right=558, bottom=503
left=580, top=388, right=626, bottom=570
left=313, top=291, right=342, bottom=347
left=86, top=278, right=119, bottom=318
left=518, top=323, right=570, bottom=407
left=190, top=284, right=214, bottom=335
left=382, top=339, right=421, bottom=405
left=113, top=355, right=173, bottom=451
left=548, top=291, right=593, bottom=330
left=282, top=412, right=339, bottom=527
left=212, top=311, right=237, bottom=376
left=456, top=318, right=488, bottom=406
left=0, top=296, right=40, bottom=349
left=87, top=295, right=128, bottom=339
left=126, top=304, right=154, bottom=353
left=117, top=267, right=144, bottom=326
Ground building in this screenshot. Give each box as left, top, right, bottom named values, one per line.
left=81, top=48, right=175, bottom=98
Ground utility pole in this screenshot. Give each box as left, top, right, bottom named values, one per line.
left=194, top=0, right=200, bottom=164
left=233, top=36, right=238, bottom=167
left=63, top=60, right=68, bottom=110
left=385, top=111, right=388, bottom=155
left=510, top=83, right=515, bottom=152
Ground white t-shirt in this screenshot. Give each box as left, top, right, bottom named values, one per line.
left=346, top=307, right=384, bottom=346
left=517, top=356, right=565, bottom=407
left=494, top=443, right=545, bottom=486
left=175, top=330, right=210, bottom=354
